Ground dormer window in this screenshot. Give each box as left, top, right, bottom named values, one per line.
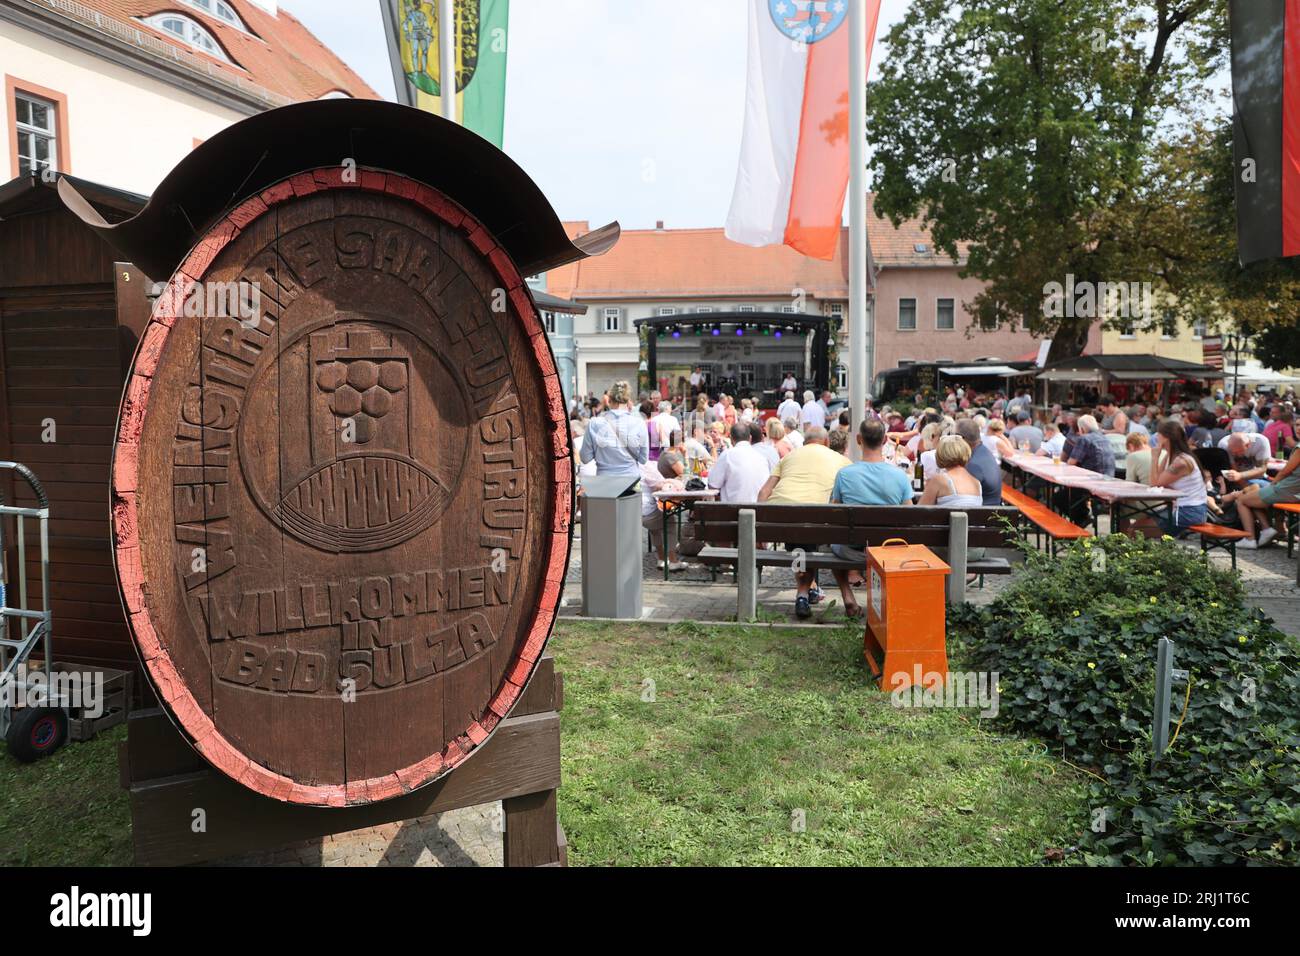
left=181, top=0, right=250, bottom=33
left=142, top=13, right=234, bottom=62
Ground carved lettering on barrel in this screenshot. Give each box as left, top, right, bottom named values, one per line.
left=169, top=211, right=525, bottom=697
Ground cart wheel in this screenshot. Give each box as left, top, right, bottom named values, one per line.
left=6, top=708, right=67, bottom=762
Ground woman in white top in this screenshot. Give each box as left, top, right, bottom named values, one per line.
left=983, top=418, right=1016, bottom=463
left=917, top=421, right=949, bottom=483
left=919, top=436, right=984, bottom=508
left=1149, top=419, right=1208, bottom=537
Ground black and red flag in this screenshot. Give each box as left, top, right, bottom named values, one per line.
left=1231, top=0, right=1300, bottom=263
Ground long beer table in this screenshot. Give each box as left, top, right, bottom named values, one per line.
left=1005, top=453, right=1180, bottom=533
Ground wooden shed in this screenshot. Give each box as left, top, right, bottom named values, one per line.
left=0, top=172, right=150, bottom=675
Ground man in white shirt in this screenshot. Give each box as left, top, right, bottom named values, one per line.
left=689, top=366, right=702, bottom=394
left=708, top=424, right=772, bottom=503
left=781, top=372, right=798, bottom=392
left=1219, top=431, right=1271, bottom=466
left=777, top=391, right=801, bottom=422
left=800, top=390, right=826, bottom=428
left=1037, top=422, right=1066, bottom=459
left=651, top=402, right=680, bottom=451
left=712, top=394, right=728, bottom=423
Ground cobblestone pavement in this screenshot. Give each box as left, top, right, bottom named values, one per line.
left=218, top=803, right=504, bottom=867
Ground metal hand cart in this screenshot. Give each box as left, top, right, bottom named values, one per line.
left=0, top=461, right=63, bottom=761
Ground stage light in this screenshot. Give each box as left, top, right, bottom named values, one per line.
left=711, top=325, right=720, bottom=336
left=774, top=329, right=782, bottom=338
left=672, top=327, right=681, bottom=339
left=736, top=326, right=744, bottom=336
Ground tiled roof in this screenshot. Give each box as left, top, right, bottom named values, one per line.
left=866, top=194, right=969, bottom=267
left=546, top=198, right=965, bottom=300
left=36, top=0, right=378, bottom=103
left=550, top=224, right=850, bottom=301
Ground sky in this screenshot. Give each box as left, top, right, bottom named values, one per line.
left=282, top=0, right=913, bottom=231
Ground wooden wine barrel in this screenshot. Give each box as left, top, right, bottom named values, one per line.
left=110, top=169, right=572, bottom=806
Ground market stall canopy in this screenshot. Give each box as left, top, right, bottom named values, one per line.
left=939, top=365, right=1022, bottom=378
left=1035, top=354, right=1222, bottom=383
left=1226, top=362, right=1300, bottom=386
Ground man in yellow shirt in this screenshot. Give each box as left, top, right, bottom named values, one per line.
left=757, top=426, right=849, bottom=617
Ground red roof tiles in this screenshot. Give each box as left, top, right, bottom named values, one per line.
left=50, top=0, right=378, bottom=103
left=548, top=197, right=965, bottom=299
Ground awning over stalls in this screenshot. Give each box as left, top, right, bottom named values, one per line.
left=1036, top=369, right=1105, bottom=383
left=1035, top=354, right=1222, bottom=384
left=940, top=365, right=1022, bottom=377
left=1109, top=370, right=1176, bottom=381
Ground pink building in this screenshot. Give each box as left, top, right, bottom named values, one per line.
left=866, top=196, right=1101, bottom=374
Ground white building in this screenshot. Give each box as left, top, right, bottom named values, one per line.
left=547, top=222, right=850, bottom=399
left=2, top=0, right=377, bottom=194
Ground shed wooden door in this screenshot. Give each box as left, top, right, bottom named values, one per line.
left=112, top=171, right=571, bottom=805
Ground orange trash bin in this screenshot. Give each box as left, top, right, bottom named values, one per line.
left=864, top=539, right=951, bottom=690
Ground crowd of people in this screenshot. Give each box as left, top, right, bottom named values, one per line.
left=570, top=380, right=1300, bottom=617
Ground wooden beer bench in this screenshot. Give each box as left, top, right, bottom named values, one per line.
left=1000, top=484, right=1091, bottom=556
left=1275, top=502, right=1300, bottom=559
left=693, top=502, right=1022, bottom=608
left=1187, top=523, right=1253, bottom=570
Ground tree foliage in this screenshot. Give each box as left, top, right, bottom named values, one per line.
left=1157, top=120, right=1300, bottom=367
left=867, top=0, right=1227, bottom=360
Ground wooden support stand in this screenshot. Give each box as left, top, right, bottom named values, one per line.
left=118, top=656, right=566, bottom=867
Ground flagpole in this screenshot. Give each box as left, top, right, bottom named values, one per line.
left=439, top=0, right=457, bottom=122
left=848, top=0, right=869, bottom=449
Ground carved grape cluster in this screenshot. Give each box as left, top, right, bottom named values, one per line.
left=316, top=360, right=407, bottom=441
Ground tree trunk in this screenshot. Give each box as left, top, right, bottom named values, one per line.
left=1045, top=317, right=1094, bottom=364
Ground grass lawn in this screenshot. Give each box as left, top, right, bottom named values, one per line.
left=551, top=620, right=1088, bottom=866
left=0, top=619, right=1088, bottom=866
left=0, top=722, right=131, bottom=866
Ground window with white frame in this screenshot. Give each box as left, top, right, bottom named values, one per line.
left=602, top=308, right=621, bottom=333
left=544, top=312, right=557, bottom=335
left=143, top=13, right=234, bottom=62
left=936, top=298, right=955, bottom=331
left=738, top=305, right=756, bottom=313
left=180, top=0, right=248, bottom=31
left=14, top=92, right=57, bottom=175
left=695, top=306, right=714, bottom=314
left=1118, top=318, right=1136, bottom=339
left=781, top=305, right=797, bottom=314
left=658, top=307, right=677, bottom=316
left=835, top=365, right=848, bottom=390
left=1192, top=317, right=1207, bottom=339
left=739, top=364, right=755, bottom=388
left=898, top=298, right=917, bottom=331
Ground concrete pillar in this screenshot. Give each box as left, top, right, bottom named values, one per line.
left=738, top=508, right=757, bottom=622
left=947, top=511, right=968, bottom=605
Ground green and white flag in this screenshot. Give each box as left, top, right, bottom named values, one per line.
left=383, top=0, right=509, bottom=147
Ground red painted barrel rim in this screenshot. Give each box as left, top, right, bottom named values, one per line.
left=110, top=168, right=573, bottom=806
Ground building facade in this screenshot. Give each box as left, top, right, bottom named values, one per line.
left=1, top=0, right=376, bottom=193
left=864, top=197, right=1101, bottom=373
left=548, top=203, right=1093, bottom=400
left=547, top=222, right=850, bottom=399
